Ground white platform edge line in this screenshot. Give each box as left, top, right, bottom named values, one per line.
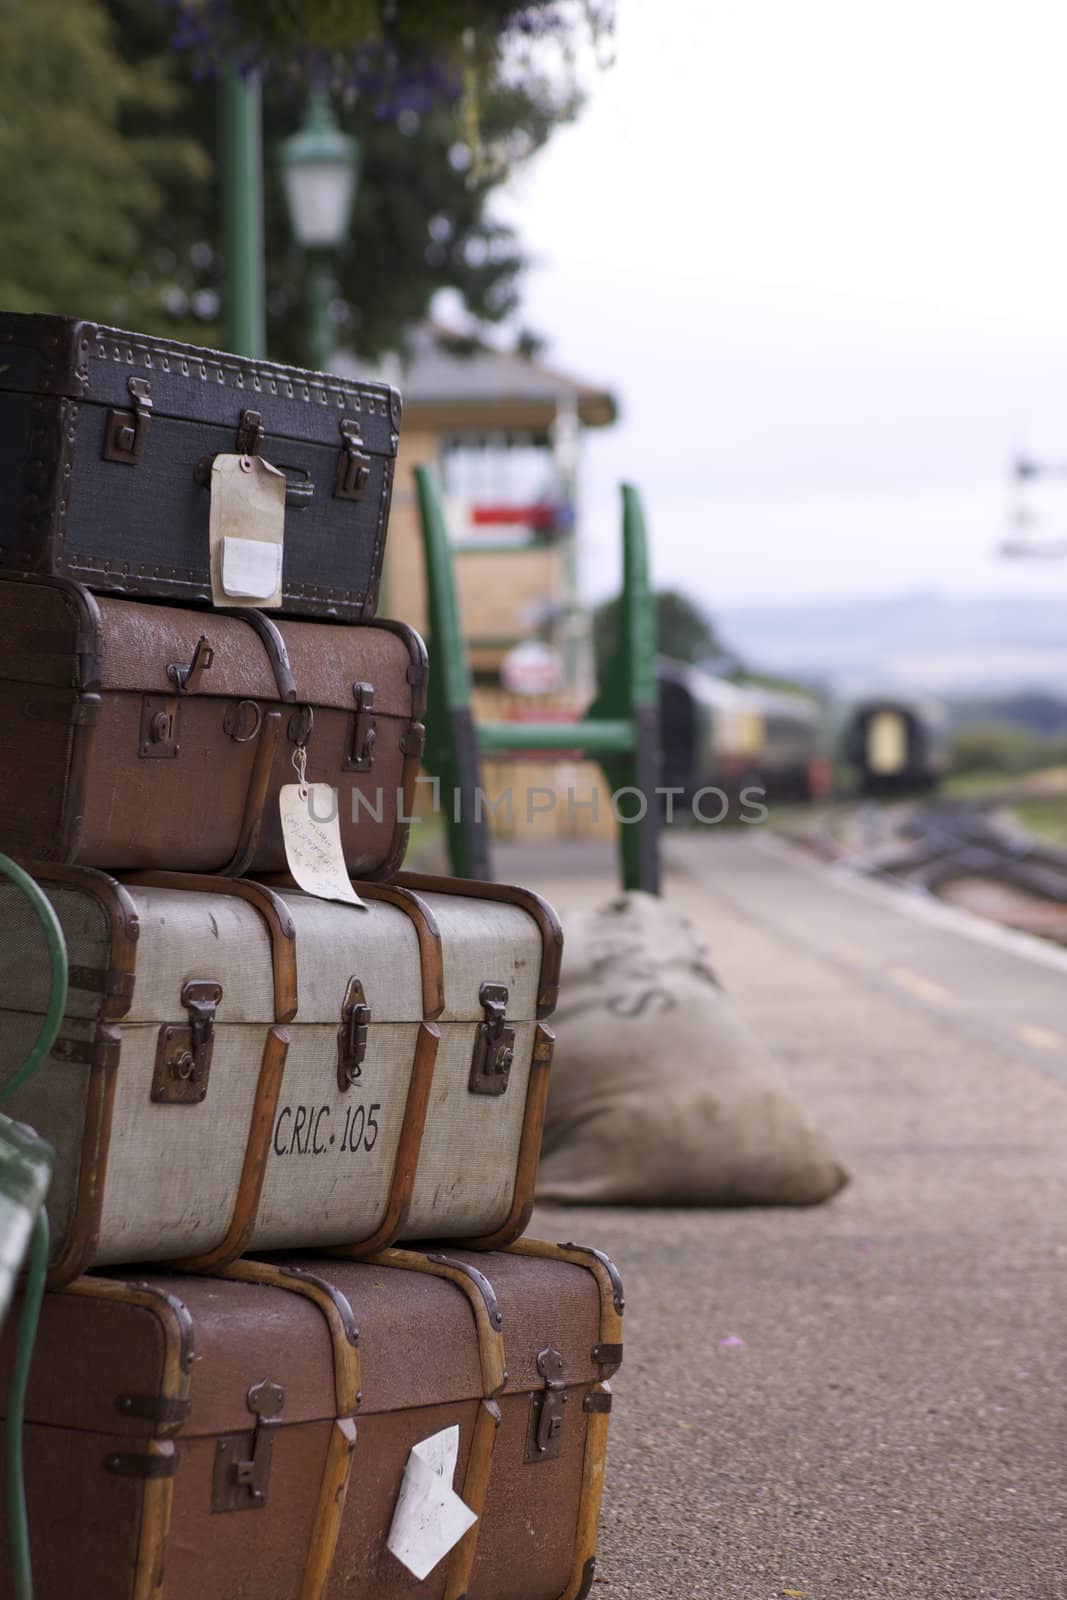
left=750, top=830, right=1067, bottom=977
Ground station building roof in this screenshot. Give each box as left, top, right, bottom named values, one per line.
left=335, top=322, right=617, bottom=432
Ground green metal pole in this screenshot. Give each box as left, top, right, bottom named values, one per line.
left=306, top=257, right=335, bottom=373
left=221, top=67, right=266, bottom=359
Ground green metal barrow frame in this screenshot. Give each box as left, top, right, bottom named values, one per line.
left=0, top=854, right=66, bottom=1600
left=414, top=465, right=661, bottom=893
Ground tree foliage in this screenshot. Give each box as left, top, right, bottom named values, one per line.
left=0, top=0, right=210, bottom=327
left=0, top=0, right=587, bottom=362
left=593, top=589, right=734, bottom=677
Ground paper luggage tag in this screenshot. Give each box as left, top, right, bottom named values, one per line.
left=386, top=1425, right=478, bottom=1582
left=279, top=773, right=366, bottom=909
left=209, top=453, right=286, bottom=608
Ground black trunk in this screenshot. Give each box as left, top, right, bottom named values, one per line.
left=0, top=314, right=400, bottom=621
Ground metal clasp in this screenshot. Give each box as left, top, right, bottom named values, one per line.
left=168, top=634, right=215, bottom=695
left=335, top=418, right=372, bottom=501
left=342, top=682, right=376, bottom=772
left=151, top=979, right=223, bottom=1105
left=212, top=1378, right=285, bottom=1513
left=103, top=376, right=153, bottom=465
left=469, top=981, right=516, bottom=1097
left=337, top=977, right=370, bottom=1091
left=235, top=408, right=265, bottom=457
left=138, top=694, right=180, bottom=759
left=525, top=1347, right=566, bottom=1462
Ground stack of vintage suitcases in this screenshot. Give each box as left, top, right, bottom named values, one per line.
left=0, top=315, right=620, bottom=1599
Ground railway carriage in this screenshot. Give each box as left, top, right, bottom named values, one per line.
left=658, top=661, right=829, bottom=806
left=842, top=696, right=948, bottom=794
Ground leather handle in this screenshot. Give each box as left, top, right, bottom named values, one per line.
left=218, top=708, right=281, bottom=877
left=193, top=453, right=313, bottom=509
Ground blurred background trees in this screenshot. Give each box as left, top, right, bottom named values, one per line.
left=594, top=590, right=736, bottom=677
left=0, top=0, right=600, bottom=361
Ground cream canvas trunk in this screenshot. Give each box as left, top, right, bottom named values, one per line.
left=0, top=866, right=561, bottom=1284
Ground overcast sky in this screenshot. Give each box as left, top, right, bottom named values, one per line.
left=492, top=0, right=1067, bottom=610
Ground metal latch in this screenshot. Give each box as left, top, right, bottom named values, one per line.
left=168, top=634, right=215, bottom=695
left=151, top=979, right=223, bottom=1104
left=468, top=982, right=516, bottom=1097
left=525, top=1347, right=567, bottom=1462
left=337, top=977, right=370, bottom=1090
left=343, top=682, right=376, bottom=771
left=334, top=418, right=372, bottom=501
left=235, top=408, right=265, bottom=456
left=138, top=694, right=180, bottom=759
left=103, top=376, right=153, bottom=464
left=212, top=1378, right=285, bottom=1513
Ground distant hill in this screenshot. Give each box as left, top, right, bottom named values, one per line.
left=717, top=592, right=1067, bottom=696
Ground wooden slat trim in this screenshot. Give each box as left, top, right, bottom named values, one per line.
left=121, top=872, right=299, bottom=1023
left=358, top=1247, right=507, bottom=1398
left=210, top=1258, right=362, bottom=1418
left=324, top=1019, right=440, bottom=1256
left=442, top=1398, right=500, bottom=1600
left=18, top=861, right=140, bottom=1020
left=557, top=1382, right=612, bottom=1600
left=393, top=873, right=564, bottom=1018
left=46, top=1046, right=119, bottom=1287
left=254, top=877, right=447, bottom=1023
left=131, top=1437, right=178, bottom=1600
left=298, top=1417, right=358, bottom=1600
left=63, top=1276, right=195, bottom=1430
left=447, top=1024, right=554, bottom=1252
left=349, top=884, right=445, bottom=1019
left=503, top=1237, right=624, bottom=1366
left=168, top=1025, right=289, bottom=1273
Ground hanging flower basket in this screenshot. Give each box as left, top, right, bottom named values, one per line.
left=164, top=0, right=616, bottom=113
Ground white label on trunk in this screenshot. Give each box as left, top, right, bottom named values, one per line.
left=386, top=1425, right=478, bottom=1582
left=209, top=452, right=286, bottom=608
left=221, top=536, right=283, bottom=600
left=279, top=783, right=366, bottom=908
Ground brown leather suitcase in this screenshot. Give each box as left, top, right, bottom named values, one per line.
left=0, top=573, right=425, bottom=873
left=0, top=1241, right=622, bottom=1600
left=0, top=313, right=400, bottom=621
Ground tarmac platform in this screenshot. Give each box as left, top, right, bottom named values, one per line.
left=506, top=830, right=1067, bottom=1600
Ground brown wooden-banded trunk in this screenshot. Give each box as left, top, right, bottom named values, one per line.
left=0, top=1241, right=621, bottom=1600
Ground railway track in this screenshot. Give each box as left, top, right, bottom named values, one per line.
left=803, top=798, right=1067, bottom=944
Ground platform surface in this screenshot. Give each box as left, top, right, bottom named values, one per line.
left=513, top=830, right=1067, bottom=1600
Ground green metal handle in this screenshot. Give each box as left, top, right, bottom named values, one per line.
left=477, top=719, right=636, bottom=756
left=6, top=1210, right=48, bottom=1600
left=0, top=856, right=68, bottom=1106
left=0, top=856, right=66, bottom=1600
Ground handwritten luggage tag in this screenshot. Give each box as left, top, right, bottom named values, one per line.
left=209, top=453, right=286, bottom=609
left=280, top=743, right=366, bottom=908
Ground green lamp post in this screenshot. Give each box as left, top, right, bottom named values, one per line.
left=280, top=90, right=360, bottom=374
